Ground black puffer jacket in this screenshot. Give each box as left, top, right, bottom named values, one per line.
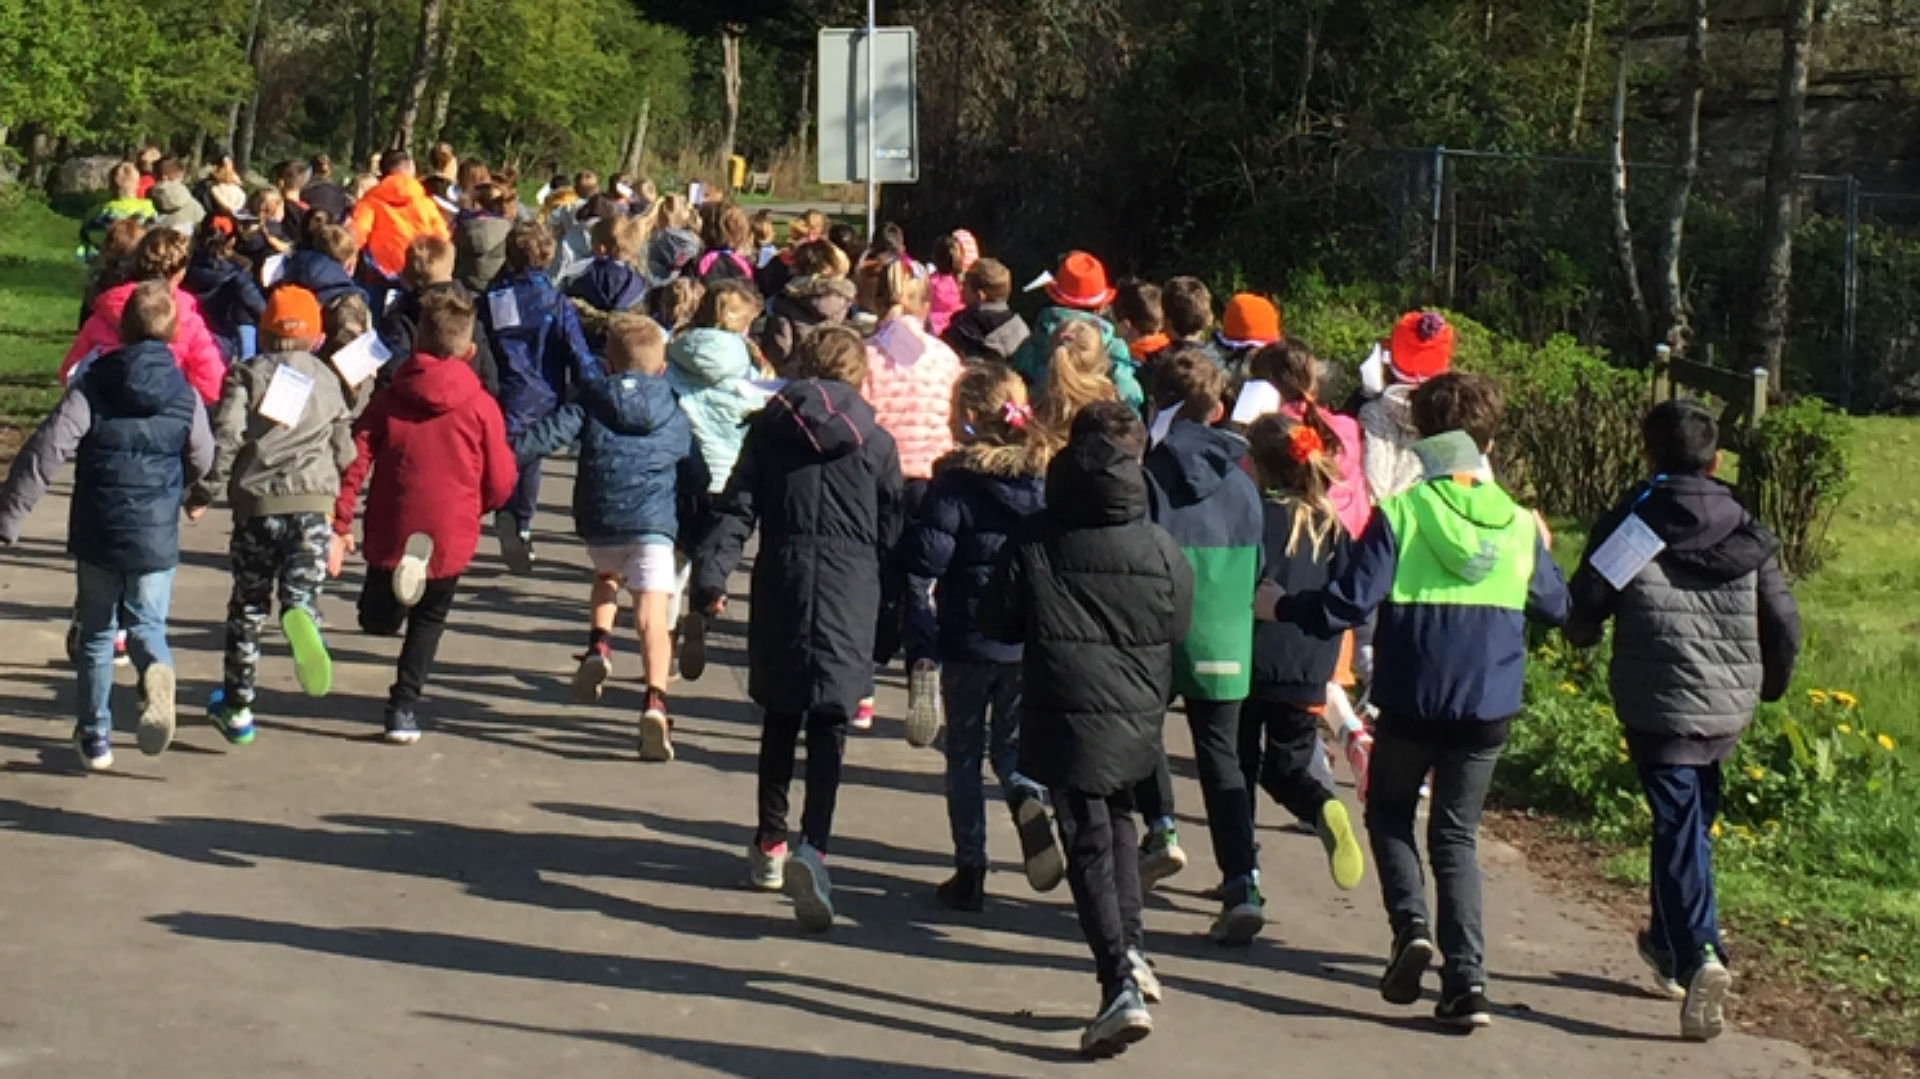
left=897, top=442, right=1047, bottom=664
left=980, top=432, right=1193, bottom=795
left=1566, top=474, right=1801, bottom=762
left=693, top=378, right=905, bottom=717
left=1253, top=497, right=1351, bottom=705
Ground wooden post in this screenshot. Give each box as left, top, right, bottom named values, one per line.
left=1750, top=367, right=1769, bottom=425
left=1652, top=343, right=1672, bottom=401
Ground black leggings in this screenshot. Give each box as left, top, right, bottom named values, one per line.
left=358, top=569, right=460, bottom=709
left=757, top=710, right=850, bottom=852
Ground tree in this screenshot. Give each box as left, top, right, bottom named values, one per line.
left=391, top=0, right=446, bottom=152
left=1656, top=0, right=1708, bottom=354
left=718, top=23, right=743, bottom=170
left=1748, top=0, right=1821, bottom=385
left=1606, top=41, right=1653, bottom=350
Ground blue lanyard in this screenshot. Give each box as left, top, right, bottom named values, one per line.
left=1629, top=473, right=1669, bottom=511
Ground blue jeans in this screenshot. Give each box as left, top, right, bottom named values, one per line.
left=74, top=561, right=175, bottom=738
left=1639, top=762, right=1726, bottom=978
left=942, top=660, right=1043, bottom=868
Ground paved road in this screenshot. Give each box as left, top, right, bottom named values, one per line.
left=0, top=462, right=1832, bottom=1077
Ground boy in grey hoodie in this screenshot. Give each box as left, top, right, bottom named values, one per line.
left=185, top=285, right=357, bottom=744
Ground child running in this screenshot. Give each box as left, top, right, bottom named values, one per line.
left=691, top=327, right=904, bottom=931
left=514, top=316, right=691, bottom=761
left=0, top=282, right=214, bottom=769
left=186, top=286, right=357, bottom=745
left=898, top=363, right=1062, bottom=911
left=979, top=401, right=1192, bottom=1058
left=1240, top=412, right=1365, bottom=889
left=1267, top=372, right=1569, bottom=1029
left=333, top=287, right=517, bottom=744
left=1564, top=399, right=1800, bottom=1040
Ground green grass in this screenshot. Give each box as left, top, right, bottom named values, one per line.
left=0, top=192, right=89, bottom=426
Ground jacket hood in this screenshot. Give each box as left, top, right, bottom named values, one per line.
left=1153, top=420, right=1245, bottom=502
left=1371, top=382, right=1418, bottom=435
left=648, top=228, right=702, bottom=279
left=763, top=377, right=876, bottom=462
left=581, top=372, right=680, bottom=436
left=390, top=351, right=483, bottom=415
left=1406, top=472, right=1522, bottom=585
left=777, top=276, right=856, bottom=323
left=90, top=339, right=186, bottom=417
left=573, top=258, right=648, bottom=312
left=286, top=250, right=353, bottom=291
left=981, top=310, right=1031, bottom=358
left=367, top=173, right=429, bottom=208
left=149, top=180, right=196, bottom=215
left=1634, top=473, right=1778, bottom=582
left=667, top=328, right=753, bottom=388
left=942, top=444, right=1047, bottom=515
left=1047, top=434, right=1149, bottom=527
left=783, top=273, right=857, bottom=303
left=186, top=254, right=242, bottom=288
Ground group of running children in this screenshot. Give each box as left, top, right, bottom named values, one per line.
left=1, top=149, right=1801, bottom=1059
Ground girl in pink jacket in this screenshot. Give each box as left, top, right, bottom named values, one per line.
left=862, top=258, right=964, bottom=483
left=64, top=229, right=225, bottom=403
left=1250, top=340, right=1371, bottom=538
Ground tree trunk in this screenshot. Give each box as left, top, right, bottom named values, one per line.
left=26, top=127, right=52, bottom=188
left=424, top=29, right=459, bottom=146
left=1294, top=4, right=1322, bottom=136
left=234, top=0, right=270, bottom=174
left=618, top=98, right=651, bottom=178
left=1747, top=0, right=1819, bottom=384
left=1568, top=0, right=1597, bottom=144
left=390, top=0, right=446, bottom=153
left=719, top=25, right=743, bottom=175
left=1608, top=45, right=1653, bottom=348
left=351, top=7, right=380, bottom=167
left=1657, top=0, right=1708, bottom=354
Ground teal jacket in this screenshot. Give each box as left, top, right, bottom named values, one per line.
left=1010, top=306, right=1144, bottom=410
left=668, top=328, right=757, bottom=494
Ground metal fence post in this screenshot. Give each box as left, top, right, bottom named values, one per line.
left=1843, top=174, right=1859, bottom=410
left=1429, top=145, right=1446, bottom=280
left=1750, top=367, right=1770, bottom=426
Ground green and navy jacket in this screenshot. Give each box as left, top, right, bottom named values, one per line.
left=1146, top=419, right=1263, bottom=701
left=1282, top=430, right=1570, bottom=723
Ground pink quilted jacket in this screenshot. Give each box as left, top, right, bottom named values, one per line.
left=862, top=315, right=963, bottom=481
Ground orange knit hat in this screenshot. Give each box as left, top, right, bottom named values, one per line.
left=1219, top=293, right=1282, bottom=348
left=1388, top=310, right=1454, bottom=383
left=263, top=285, right=322, bottom=341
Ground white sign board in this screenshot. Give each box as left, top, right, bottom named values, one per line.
left=818, top=27, right=919, bottom=185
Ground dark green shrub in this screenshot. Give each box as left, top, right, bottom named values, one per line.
left=1736, top=399, right=1854, bottom=576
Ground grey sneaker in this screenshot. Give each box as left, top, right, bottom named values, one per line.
left=1080, top=981, right=1152, bottom=1058
left=784, top=841, right=834, bottom=931
left=749, top=841, right=787, bottom=892
left=1138, top=825, right=1187, bottom=890
left=493, top=512, right=534, bottom=576
left=1681, top=946, right=1732, bottom=1041
left=904, top=661, right=942, bottom=747
left=136, top=663, right=176, bottom=756
left=1128, top=948, right=1163, bottom=1004
left=393, top=533, right=434, bottom=607
left=1208, top=876, right=1266, bottom=946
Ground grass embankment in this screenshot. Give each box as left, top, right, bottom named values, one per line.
left=0, top=193, right=88, bottom=428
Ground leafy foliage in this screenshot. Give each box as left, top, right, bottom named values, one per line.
left=1736, top=398, right=1854, bottom=576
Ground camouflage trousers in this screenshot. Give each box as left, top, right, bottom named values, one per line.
left=224, top=512, right=331, bottom=708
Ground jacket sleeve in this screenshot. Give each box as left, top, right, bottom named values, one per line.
left=1281, top=510, right=1396, bottom=635
left=188, top=364, right=252, bottom=509
left=62, top=311, right=116, bottom=380
left=333, top=398, right=385, bottom=534
left=235, top=272, right=267, bottom=324
left=512, top=403, right=585, bottom=465
left=1524, top=530, right=1571, bottom=627
left=1562, top=502, right=1630, bottom=647
left=349, top=198, right=376, bottom=245
left=477, top=397, right=518, bottom=512
left=183, top=395, right=216, bottom=486
left=1160, top=526, right=1196, bottom=643
left=552, top=298, right=602, bottom=388
left=1756, top=555, right=1801, bottom=702
left=470, top=334, right=502, bottom=399
left=0, top=388, right=91, bottom=543
left=896, top=479, right=961, bottom=580
left=976, top=541, right=1028, bottom=645
left=874, top=436, right=907, bottom=565
left=691, top=421, right=762, bottom=611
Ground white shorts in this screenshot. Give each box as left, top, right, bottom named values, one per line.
left=588, top=541, right=678, bottom=595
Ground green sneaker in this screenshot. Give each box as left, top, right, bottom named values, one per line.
left=1139, top=825, right=1187, bottom=890
left=281, top=607, right=332, bottom=697
left=206, top=690, right=257, bottom=746
left=1318, top=799, right=1366, bottom=890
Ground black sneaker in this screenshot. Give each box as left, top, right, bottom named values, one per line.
left=1636, top=928, right=1686, bottom=1001
left=1380, top=920, right=1436, bottom=1005
left=678, top=611, right=707, bottom=681
left=1013, top=794, right=1065, bottom=892
left=383, top=705, right=421, bottom=745
left=936, top=866, right=986, bottom=912
left=1434, top=985, right=1493, bottom=1029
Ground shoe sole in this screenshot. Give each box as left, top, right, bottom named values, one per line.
left=1139, top=846, right=1187, bottom=890
left=384, top=728, right=422, bottom=745
left=493, top=513, right=533, bottom=576
left=904, top=667, right=942, bottom=748
left=1015, top=799, right=1065, bottom=893
left=1435, top=1008, right=1493, bottom=1030
left=1381, top=937, right=1436, bottom=1005
left=785, top=856, right=834, bottom=932
left=136, top=664, right=176, bottom=756
left=281, top=608, right=333, bottom=697
left=1637, top=939, right=1688, bottom=1001
left=639, top=710, right=674, bottom=762
left=573, top=654, right=612, bottom=704
left=1080, top=1012, right=1152, bottom=1059
left=1210, top=902, right=1266, bottom=946
left=1319, top=800, right=1365, bottom=890
left=678, top=612, right=707, bottom=681
left=1682, top=963, right=1732, bottom=1041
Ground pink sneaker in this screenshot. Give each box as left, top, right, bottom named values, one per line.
left=1342, top=727, right=1373, bottom=803
left=851, top=697, right=874, bottom=731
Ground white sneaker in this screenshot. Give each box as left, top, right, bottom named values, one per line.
left=904, top=662, right=941, bottom=747
left=1681, top=947, right=1733, bottom=1041
left=1128, top=948, right=1163, bottom=1004
left=136, top=663, right=176, bottom=756
left=392, top=533, right=434, bottom=607
left=750, top=841, right=788, bottom=891
left=1080, top=983, right=1152, bottom=1058
left=784, top=841, right=834, bottom=931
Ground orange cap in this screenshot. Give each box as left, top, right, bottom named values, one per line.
left=1220, top=293, right=1281, bottom=347
left=263, top=285, right=322, bottom=341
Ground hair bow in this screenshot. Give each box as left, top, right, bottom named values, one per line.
left=1001, top=400, right=1032, bottom=430
left=1287, top=424, right=1324, bottom=463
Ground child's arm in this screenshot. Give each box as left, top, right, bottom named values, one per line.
left=1524, top=529, right=1572, bottom=628
left=1158, top=527, right=1196, bottom=642
left=477, top=397, right=518, bottom=512
left=0, top=387, right=92, bottom=544
left=1277, top=511, right=1396, bottom=634
left=187, top=364, right=252, bottom=511
left=1757, top=554, right=1801, bottom=702
left=182, top=391, right=217, bottom=491
left=690, top=421, right=763, bottom=613
left=1562, top=503, right=1630, bottom=647
left=332, top=398, right=386, bottom=544
left=510, top=403, right=586, bottom=466
left=553, top=298, right=603, bottom=387
left=895, top=479, right=960, bottom=581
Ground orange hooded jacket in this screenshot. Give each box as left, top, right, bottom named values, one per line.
left=350, top=172, right=450, bottom=278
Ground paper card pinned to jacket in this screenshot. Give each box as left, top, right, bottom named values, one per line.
left=1148, top=407, right=1177, bottom=447
left=260, top=254, right=287, bottom=288
left=1589, top=512, right=1667, bottom=590
left=328, top=331, right=390, bottom=387
left=488, top=290, right=521, bottom=330
left=257, top=364, right=316, bottom=427
left=1230, top=379, right=1283, bottom=425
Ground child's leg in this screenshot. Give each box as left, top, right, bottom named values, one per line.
left=1364, top=732, right=1435, bottom=937
left=506, top=457, right=542, bottom=532
left=72, top=561, right=122, bottom=740
left=357, top=568, right=407, bottom=637
left=118, top=566, right=175, bottom=675
left=223, top=520, right=277, bottom=709
left=756, top=711, right=804, bottom=849
left=634, top=590, right=672, bottom=691
left=275, top=513, right=333, bottom=696
left=1638, top=762, right=1726, bottom=978
left=388, top=576, right=459, bottom=708
left=1427, top=740, right=1503, bottom=996
left=1182, top=697, right=1258, bottom=885
left=1254, top=700, right=1336, bottom=821
left=1236, top=703, right=1265, bottom=829
left=986, top=662, right=1044, bottom=806
left=799, top=710, right=849, bottom=853
left=1109, top=792, right=1145, bottom=957
left=940, top=660, right=992, bottom=868
left=1054, top=788, right=1132, bottom=995
left=588, top=575, right=620, bottom=639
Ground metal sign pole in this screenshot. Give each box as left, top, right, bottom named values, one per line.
left=865, top=0, right=878, bottom=242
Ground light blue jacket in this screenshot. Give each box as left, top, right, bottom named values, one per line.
left=667, top=327, right=757, bottom=493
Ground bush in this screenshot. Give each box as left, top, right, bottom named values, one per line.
left=1493, top=336, right=1651, bottom=523
left=1736, top=399, right=1854, bottom=576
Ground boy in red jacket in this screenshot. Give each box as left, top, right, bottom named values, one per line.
left=332, top=287, right=517, bottom=744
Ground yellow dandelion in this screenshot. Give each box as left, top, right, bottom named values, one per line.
left=1834, top=690, right=1859, bottom=710
left=1764, top=819, right=1781, bottom=831
left=1838, top=723, right=1853, bottom=735
left=1745, top=765, right=1766, bottom=781
left=1710, top=820, right=1723, bottom=839
left=1809, top=689, right=1831, bottom=707
left=1879, top=733, right=1896, bottom=752
left=1558, top=682, right=1578, bottom=695
left=1859, top=953, right=1872, bottom=962
left=1778, top=916, right=1792, bottom=927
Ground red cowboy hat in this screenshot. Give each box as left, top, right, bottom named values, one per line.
left=1045, top=251, right=1116, bottom=310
